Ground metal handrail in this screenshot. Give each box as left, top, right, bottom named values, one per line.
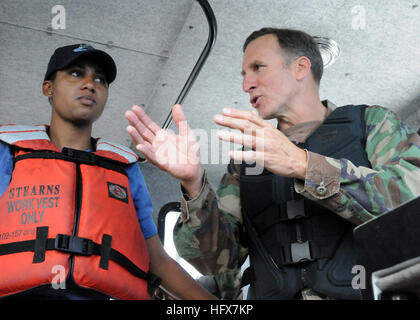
left=157, top=202, right=181, bottom=243
left=138, top=0, right=217, bottom=163
left=162, top=0, right=218, bottom=129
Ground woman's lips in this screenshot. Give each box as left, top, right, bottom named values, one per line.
left=78, top=95, right=96, bottom=106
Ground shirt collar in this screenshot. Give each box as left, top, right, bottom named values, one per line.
left=281, top=100, right=337, bottom=143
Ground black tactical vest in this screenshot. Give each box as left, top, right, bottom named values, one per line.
left=239, top=105, right=371, bottom=299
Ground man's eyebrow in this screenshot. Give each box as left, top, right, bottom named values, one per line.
left=241, top=60, right=263, bottom=76
left=241, top=62, right=251, bottom=77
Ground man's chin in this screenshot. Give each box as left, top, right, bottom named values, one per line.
left=257, top=108, right=273, bottom=120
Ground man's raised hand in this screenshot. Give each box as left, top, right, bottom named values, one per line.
left=125, top=104, right=204, bottom=195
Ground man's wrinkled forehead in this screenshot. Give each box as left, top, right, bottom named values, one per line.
left=241, top=34, right=284, bottom=75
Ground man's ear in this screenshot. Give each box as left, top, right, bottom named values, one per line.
left=42, top=80, right=53, bottom=98
left=294, top=56, right=311, bottom=82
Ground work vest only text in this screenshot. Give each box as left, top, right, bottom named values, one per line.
left=6, top=184, right=61, bottom=225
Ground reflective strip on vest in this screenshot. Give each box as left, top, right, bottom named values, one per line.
left=0, top=125, right=138, bottom=164
left=0, top=125, right=49, bottom=144
left=96, top=139, right=138, bottom=163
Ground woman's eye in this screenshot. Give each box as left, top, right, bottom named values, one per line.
left=70, top=70, right=81, bottom=77
left=94, top=76, right=107, bottom=85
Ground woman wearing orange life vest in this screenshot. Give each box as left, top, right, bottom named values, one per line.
left=0, top=44, right=216, bottom=300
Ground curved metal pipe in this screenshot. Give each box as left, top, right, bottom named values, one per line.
left=162, top=0, right=218, bottom=129
left=138, top=0, right=217, bottom=163
left=157, top=201, right=181, bottom=243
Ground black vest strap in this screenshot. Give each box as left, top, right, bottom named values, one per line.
left=264, top=236, right=340, bottom=268
left=0, top=230, right=161, bottom=297
left=14, top=148, right=129, bottom=176
left=250, top=199, right=307, bottom=235
left=33, top=226, right=49, bottom=263
left=99, top=234, right=112, bottom=270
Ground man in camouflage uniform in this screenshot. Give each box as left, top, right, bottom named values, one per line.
left=125, top=28, right=420, bottom=299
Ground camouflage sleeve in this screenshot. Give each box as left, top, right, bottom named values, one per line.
left=294, top=105, right=420, bottom=224
left=173, top=165, right=248, bottom=298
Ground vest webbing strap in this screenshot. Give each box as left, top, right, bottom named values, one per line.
left=14, top=148, right=129, bottom=177
left=240, top=236, right=339, bottom=288
left=0, top=232, right=161, bottom=296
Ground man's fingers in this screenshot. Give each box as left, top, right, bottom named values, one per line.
left=125, top=110, right=156, bottom=144
left=126, top=124, right=145, bottom=145
left=130, top=105, right=162, bottom=134
left=214, top=110, right=269, bottom=133
left=228, top=149, right=267, bottom=165
left=222, top=108, right=268, bottom=128
left=172, top=104, right=185, bottom=123
left=126, top=126, right=158, bottom=164
left=217, top=130, right=265, bottom=150
left=172, top=104, right=192, bottom=137
left=137, top=143, right=159, bottom=166
left=228, top=149, right=257, bottom=163
left=214, top=114, right=251, bottom=132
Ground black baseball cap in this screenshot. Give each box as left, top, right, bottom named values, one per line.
left=44, top=43, right=117, bottom=84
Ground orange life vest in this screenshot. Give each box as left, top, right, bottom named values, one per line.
left=0, top=125, right=160, bottom=299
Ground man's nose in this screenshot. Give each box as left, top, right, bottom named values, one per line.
left=242, top=75, right=257, bottom=93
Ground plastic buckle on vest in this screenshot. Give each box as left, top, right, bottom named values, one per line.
left=55, top=234, right=93, bottom=256
left=290, top=241, right=313, bottom=263
left=62, top=147, right=98, bottom=164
